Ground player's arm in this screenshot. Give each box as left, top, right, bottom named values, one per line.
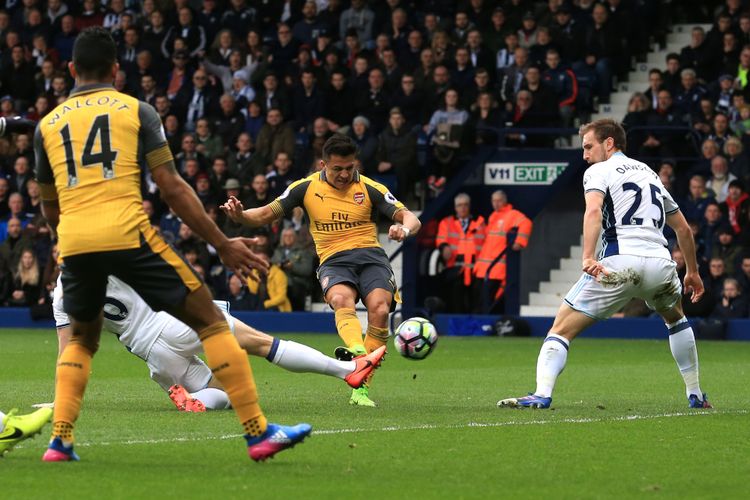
left=32, top=125, right=60, bottom=231
left=222, top=180, right=309, bottom=226
left=667, top=210, right=704, bottom=303
left=221, top=197, right=280, bottom=227
left=582, top=190, right=605, bottom=277
left=390, top=209, right=422, bottom=242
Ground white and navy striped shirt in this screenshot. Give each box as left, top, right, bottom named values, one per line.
left=583, top=152, right=679, bottom=260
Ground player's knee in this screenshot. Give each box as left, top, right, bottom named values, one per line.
left=368, top=300, right=390, bottom=320
left=329, top=292, right=354, bottom=310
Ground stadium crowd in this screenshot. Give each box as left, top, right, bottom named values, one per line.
left=0, top=0, right=747, bottom=319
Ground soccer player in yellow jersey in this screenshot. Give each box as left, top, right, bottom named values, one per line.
left=33, top=27, right=311, bottom=462
left=222, top=134, right=422, bottom=406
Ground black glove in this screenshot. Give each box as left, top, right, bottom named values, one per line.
left=0, top=116, right=37, bottom=136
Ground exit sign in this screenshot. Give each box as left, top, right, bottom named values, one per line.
left=484, top=163, right=568, bottom=185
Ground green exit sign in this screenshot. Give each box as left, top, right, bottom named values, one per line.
left=484, top=163, right=568, bottom=185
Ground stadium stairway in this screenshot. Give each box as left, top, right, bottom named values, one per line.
left=590, top=23, right=712, bottom=123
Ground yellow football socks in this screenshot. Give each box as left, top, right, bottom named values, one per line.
left=364, top=325, right=389, bottom=353
left=199, top=321, right=267, bottom=437
left=335, top=308, right=365, bottom=351
left=52, top=342, right=93, bottom=444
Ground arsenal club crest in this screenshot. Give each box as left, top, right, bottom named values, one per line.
left=353, top=192, right=365, bottom=204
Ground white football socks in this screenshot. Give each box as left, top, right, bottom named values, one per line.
left=666, top=317, right=703, bottom=399
left=269, top=339, right=354, bottom=379
left=534, top=333, right=570, bottom=398
left=190, top=388, right=231, bottom=410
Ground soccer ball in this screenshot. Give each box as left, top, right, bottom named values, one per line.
left=393, top=317, right=438, bottom=360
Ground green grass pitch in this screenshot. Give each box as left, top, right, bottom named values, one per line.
left=1, top=328, right=749, bottom=499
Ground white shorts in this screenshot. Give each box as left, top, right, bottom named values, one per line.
left=564, top=255, right=681, bottom=320
left=145, top=305, right=236, bottom=393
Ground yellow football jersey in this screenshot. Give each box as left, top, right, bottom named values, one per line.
left=34, top=84, right=173, bottom=257
left=268, top=170, right=406, bottom=263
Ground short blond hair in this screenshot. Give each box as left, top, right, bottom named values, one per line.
left=579, top=119, right=627, bottom=151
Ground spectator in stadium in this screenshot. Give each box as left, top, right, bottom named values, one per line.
left=707, top=113, right=731, bottom=151
left=194, top=173, right=218, bottom=208
left=469, top=91, right=502, bottom=147
left=339, top=0, right=374, bottom=45
left=307, top=117, right=333, bottom=165
left=528, top=26, right=555, bottom=69
left=674, top=68, right=707, bottom=118
left=271, top=227, right=315, bottom=311
left=719, top=179, right=750, bottom=236
left=542, top=48, right=577, bottom=129
left=176, top=68, right=220, bottom=133
left=692, top=97, right=717, bottom=139
left=495, top=31, right=520, bottom=74
left=174, top=133, right=208, bottom=175
left=0, top=217, right=31, bottom=268
left=246, top=245, right=292, bottom=312
left=712, top=225, right=742, bottom=274
left=354, top=67, right=391, bottom=135
left=716, top=32, right=740, bottom=81
left=0, top=45, right=36, bottom=108
left=482, top=7, right=513, bottom=56
left=348, top=115, right=378, bottom=173
left=644, top=69, right=664, bottom=111
left=207, top=29, right=237, bottom=67
left=0, top=178, right=10, bottom=220
left=711, top=277, right=748, bottom=319
left=473, top=190, right=532, bottom=314
left=622, top=93, right=650, bottom=157
left=517, top=11, right=538, bottom=49
left=707, top=155, right=737, bottom=203
left=226, top=273, right=255, bottom=310
left=681, top=174, right=717, bottom=224
left=499, top=46, right=529, bottom=104
left=549, top=5, right=585, bottom=65
left=641, top=89, right=686, bottom=158
left=213, top=94, right=246, bottom=146
left=450, top=47, right=475, bottom=94
left=242, top=174, right=271, bottom=211
left=292, top=69, right=325, bottom=133
left=583, top=3, right=618, bottom=94
left=734, top=255, right=750, bottom=291
left=398, top=30, right=424, bottom=73
left=142, top=10, right=167, bottom=61
left=7, top=248, right=40, bottom=307
left=324, top=70, right=355, bottom=132
left=226, top=132, right=261, bottom=184
left=24, top=179, right=41, bottom=217
left=268, top=23, right=300, bottom=79
left=266, top=151, right=296, bottom=199
left=221, top=0, right=257, bottom=40
left=162, top=6, right=207, bottom=59
left=431, top=30, right=453, bottom=66
left=724, top=137, right=750, bottom=187
left=375, top=107, right=417, bottom=201
left=436, top=192, right=485, bottom=314
left=54, top=15, right=77, bottom=64
left=679, top=26, right=713, bottom=82
left=192, top=118, right=222, bottom=162
left=256, top=72, right=291, bottom=119
left=504, top=89, right=550, bottom=148
left=701, top=202, right=726, bottom=264
left=255, top=108, right=296, bottom=165
left=706, top=258, right=729, bottom=305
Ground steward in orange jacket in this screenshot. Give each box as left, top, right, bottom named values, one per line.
left=436, top=193, right=485, bottom=312
left=474, top=191, right=532, bottom=306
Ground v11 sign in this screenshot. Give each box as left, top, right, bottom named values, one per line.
left=484, top=162, right=568, bottom=185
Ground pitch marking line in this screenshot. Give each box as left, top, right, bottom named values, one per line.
left=65, top=408, right=746, bottom=448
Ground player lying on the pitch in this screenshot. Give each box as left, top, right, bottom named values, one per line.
left=52, top=276, right=385, bottom=412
